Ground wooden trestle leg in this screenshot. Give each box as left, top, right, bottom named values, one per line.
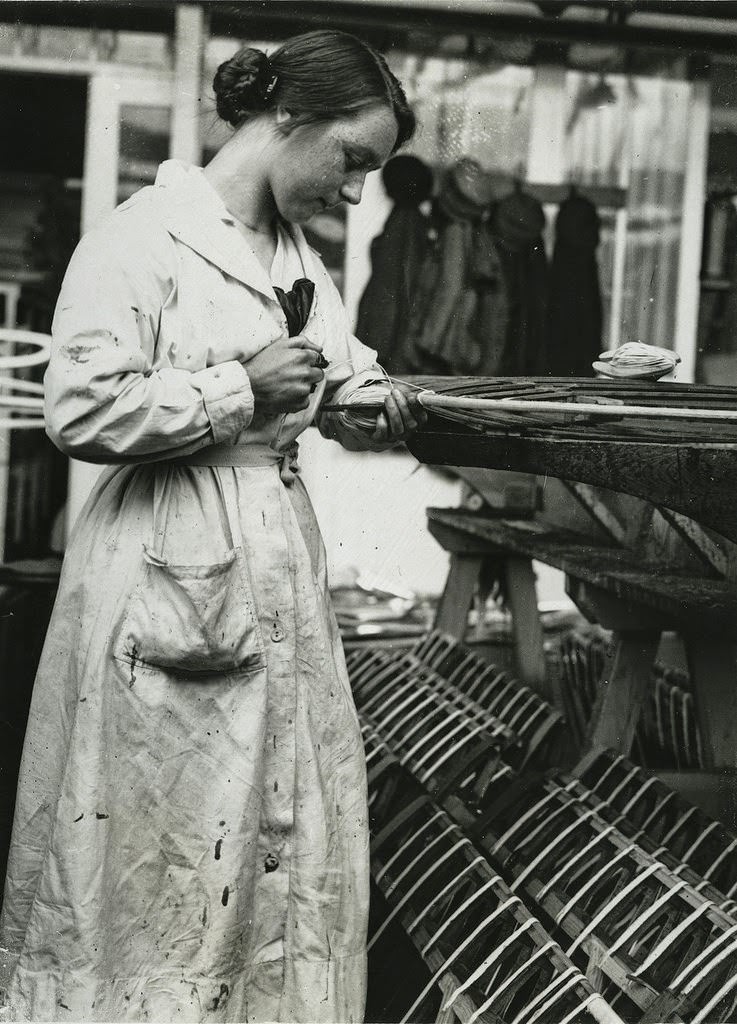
left=583, top=630, right=662, bottom=756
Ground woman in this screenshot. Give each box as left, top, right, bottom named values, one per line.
left=0, top=31, right=423, bottom=1023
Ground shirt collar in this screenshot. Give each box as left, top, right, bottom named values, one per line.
left=154, top=159, right=235, bottom=223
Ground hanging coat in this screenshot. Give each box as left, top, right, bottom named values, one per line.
left=355, top=203, right=430, bottom=374
left=0, top=160, right=387, bottom=1024
left=493, top=191, right=549, bottom=377
left=546, top=191, right=603, bottom=377
left=405, top=215, right=509, bottom=376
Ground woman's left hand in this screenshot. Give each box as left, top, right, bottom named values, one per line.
left=372, top=385, right=428, bottom=443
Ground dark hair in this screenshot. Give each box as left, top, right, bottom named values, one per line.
left=382, top=155, right=434, bottom=205
left=213, top=30, right=415, bottom=151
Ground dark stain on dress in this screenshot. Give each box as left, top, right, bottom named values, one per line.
left=210, top=984, right=229, bottom=1012
left=129, top=645, right=138, bottom=688
left=221, top=886, right=229, bottom=906
left=215, top=839, right=222, bottom=860
left=96, top=813, right=109, bottom=820
left=74, top=813, right=84, bottom=823
left=63, top=343, right=98, bottom=364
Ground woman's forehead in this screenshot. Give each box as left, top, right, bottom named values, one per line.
left=332, top=106, right=399, bottom=162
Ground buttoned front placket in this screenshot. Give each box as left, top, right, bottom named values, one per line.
left=244, top=469, right=301, bottom=979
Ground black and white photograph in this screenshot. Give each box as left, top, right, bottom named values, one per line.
left=0, top=2, right=735, bottom=1022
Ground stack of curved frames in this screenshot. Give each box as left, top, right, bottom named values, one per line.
left=575, top=749, right=737, bottom=912
left=367, top=769, right=625, bottom=1024
left=471, top=767, right=737, bottom=1022
left=555, top=629, right=704, bottom=769
left=0, top=329, right=51, bottom=430
left=352, top=632, right=737, bottom=1022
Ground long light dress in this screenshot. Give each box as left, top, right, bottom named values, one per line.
left=0, top=160, right=385, bottom=1023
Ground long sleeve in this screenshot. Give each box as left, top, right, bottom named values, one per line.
left=45, top=221, right=255, bottom=464
left=304, top=256, right=395, bottom=452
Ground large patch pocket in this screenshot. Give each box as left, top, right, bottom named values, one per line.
left=115, top=543, right=264, bottom=676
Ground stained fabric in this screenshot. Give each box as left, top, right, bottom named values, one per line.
left=546, top=191, right=603, bottom=377
left=0, top=160, right=389, bottom=1023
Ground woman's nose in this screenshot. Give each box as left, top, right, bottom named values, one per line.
left=340, top=172, right=366, bottom=205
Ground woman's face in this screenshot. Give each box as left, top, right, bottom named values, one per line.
left=270, top=104, right=399, bottom=223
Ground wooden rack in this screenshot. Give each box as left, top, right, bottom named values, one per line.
left=352, top=635, right=737, bottom=1023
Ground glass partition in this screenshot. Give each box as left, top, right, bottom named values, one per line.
left=563, top=71, right=690, bottom=351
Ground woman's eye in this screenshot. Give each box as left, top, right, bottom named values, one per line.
left=344, top=152, right=364, bottom=173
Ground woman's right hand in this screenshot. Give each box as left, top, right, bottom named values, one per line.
left=244, top=335, right=325, bottom=414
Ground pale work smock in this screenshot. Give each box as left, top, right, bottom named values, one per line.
left=0, top=160, right=387, bottom=1023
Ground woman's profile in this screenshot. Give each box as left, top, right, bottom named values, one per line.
left=0, top=30, right=423, bottom=1023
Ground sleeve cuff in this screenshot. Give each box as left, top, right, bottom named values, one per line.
left=192, top=360, right=255, bottom=443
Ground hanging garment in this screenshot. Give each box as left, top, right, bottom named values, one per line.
left=546, top=190, right=603, bottom=377
left=407, top=217, right=509, bottom=376
left=355, top=157, right=433, bottom=374
left=403, top=159, right=510, bottom=376
left=493, top=190, right=549, bottom=377
left=403, top=214, right=510, bottom=376
left=0, top=160, right=389, bottom=1024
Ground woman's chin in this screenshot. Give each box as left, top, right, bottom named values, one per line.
left=283, top=199, right=328, bottom=224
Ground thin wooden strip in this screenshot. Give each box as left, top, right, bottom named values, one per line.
left=566, top=862, right=665, bottom=956
left=420, top=392, right=737, bottom=423
left=631, top=900, right=715, bottom=979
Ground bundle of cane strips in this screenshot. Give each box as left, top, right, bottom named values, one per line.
left=575, top=750, right=737, bottom=908
left=398, top=374, right=737, bottom=445
left=369, top=783, right=625, bottom=1024
left=348, top=648, right=519, bottom=795
left=412, top=631, right=563, bottom=767
left=469, top=771, right=737, bottom=1021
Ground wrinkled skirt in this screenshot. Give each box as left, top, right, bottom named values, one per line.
left=0, top=461, right=369, bottom=1023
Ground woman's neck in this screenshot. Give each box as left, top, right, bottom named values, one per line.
left=203, top=123, right=277, bottom=235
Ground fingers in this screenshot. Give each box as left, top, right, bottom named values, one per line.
left=372, top=411, right=389, bottom=443
left=371, top=385, right=429, bottom=442
left=289, top=334, right=324, bottom=355
left=281, top=338, right=327, bottom=372
left=291, top=335, right=329, bottom=369
left=396, top=385, right=428, bottom=427
left=380, top=388, right=426, bottom=440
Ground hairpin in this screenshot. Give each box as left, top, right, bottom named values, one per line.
left=264, top=74, right=279, bottom=100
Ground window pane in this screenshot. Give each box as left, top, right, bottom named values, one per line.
left=564, top=71, right=689, bottom=350
left=118, top=104, right=171, bottom=204
left=391, top=54, right=533, bottom=176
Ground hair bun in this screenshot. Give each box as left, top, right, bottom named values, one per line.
left=213, top=47, right=273, bottom=126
